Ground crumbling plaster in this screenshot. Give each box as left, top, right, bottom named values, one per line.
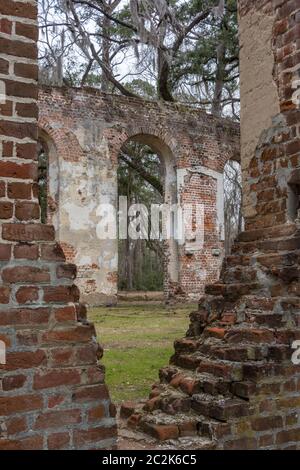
left=239, top=8, right=281, bottom=219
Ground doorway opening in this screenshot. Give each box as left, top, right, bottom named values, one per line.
left=118, top=140, right=164, bottom=294
left=37, top=130, right=59, bottom=231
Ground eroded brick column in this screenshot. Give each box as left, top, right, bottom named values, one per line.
left=239, top=0, right=300, bottom=230
left=0, top=0, right=116, bottom=449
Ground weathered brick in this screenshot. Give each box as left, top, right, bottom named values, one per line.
left=2, top=266, right=50, bottom=283
left=6, top=416, right=27, bottom=435
left=0, top=161, right=37, bottom=180
left=14, top=62, right=38, bottom=80
left=2, top=374, right=27, bottom=391
left=87, top=405, right=106, bottom=422
left=141, top=423, right=179, bottom=441
left=0, top=57, right=9, bottom=74
left=0, top=308, right=50, bottom=326
left=8, top=182, right=32, bottom=199
left=0, top=120, right=37, bottom=140
left=15, top=102, right=38, bottom=119
left=0, top=1, right=37, bottom=19
left=56, top=263, right=77, bottom=280
left=14, top=243, right=39, bottom=259
left=5, top=350, right=46, bottom=370
left=54, top=305, right=76, bottom=322
left=0, top=18, right=12, bottom=34
left=15, top=22, right=38, bottom=41
left=15, top=201, right=40, bottom=220
left=40, top=243, right=66, bottom=261
left=16, top=142, right=37, bottom=160
left=0, top=286, right=10, bottom=304
left=16, top=286, right=39, bottom=304
left=43, top=285, right=80, bottom=303
left=33, top=369, right=81, bottom=390
left=0, top=243, right=11, bottom=260
left=251, top=416, right=283, bottom=432
left=72, top=385, right=109, bottom=403
left=2, top=223, right=55, bottom=242
left=73, top=426, right=117, bottom=447
left=0, top=394, right=43, bottom=415
left=0, top=38, right=37, bottom=60
left=0, top=181, right=5, bottom=197
left=47, top=432, right=70, bottom=450
left=0, top=201, right=13, bottom=219
left=276, top=428, right=300, bottom=445
left=34, top=409, right=81, bottom=430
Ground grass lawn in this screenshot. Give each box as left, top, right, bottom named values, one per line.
left=88, top=303, right=196, bottom=404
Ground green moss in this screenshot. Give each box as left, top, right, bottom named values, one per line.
left=88, top=303, right=195, bottom=403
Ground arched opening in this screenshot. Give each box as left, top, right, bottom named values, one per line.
left=117, top=134, right=179, bottom=300
left=224, top=160, right=243, bottom=255
left=37, top=130, right=60, bottom=232
left=287, top=169, right=300, bottom=223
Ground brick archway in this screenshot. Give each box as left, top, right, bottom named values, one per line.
left=116, top=132, right=180, bottom=297
left=38, top=86, right=240, bottom=305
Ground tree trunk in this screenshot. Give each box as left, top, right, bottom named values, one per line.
left=212, top=42, right=226, bottom=115
left=157, top=50, right=174, bottom=102
left=101, top=13, right=111, bottom=92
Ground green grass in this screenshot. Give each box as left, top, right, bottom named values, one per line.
left=88, top=303, right=196, bottom=403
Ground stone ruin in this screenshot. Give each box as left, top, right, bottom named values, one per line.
left=0, top=0, right=299, bottom=450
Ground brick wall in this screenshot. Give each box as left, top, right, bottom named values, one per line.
left=0, top=0, right=116, bottom=449
left=240, top=0, right=300, bottom=230
left=38, top=86, right=240, bottom=305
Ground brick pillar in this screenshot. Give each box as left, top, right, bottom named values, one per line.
left=0, top=1, right=117, bottom=449
left=124, top=0, right=300, bottom=450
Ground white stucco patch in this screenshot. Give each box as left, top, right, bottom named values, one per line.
left=177, top=166, right=225, bottom=242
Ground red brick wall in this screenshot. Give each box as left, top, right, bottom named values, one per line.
left=0, top=0, right=116, bottom=449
